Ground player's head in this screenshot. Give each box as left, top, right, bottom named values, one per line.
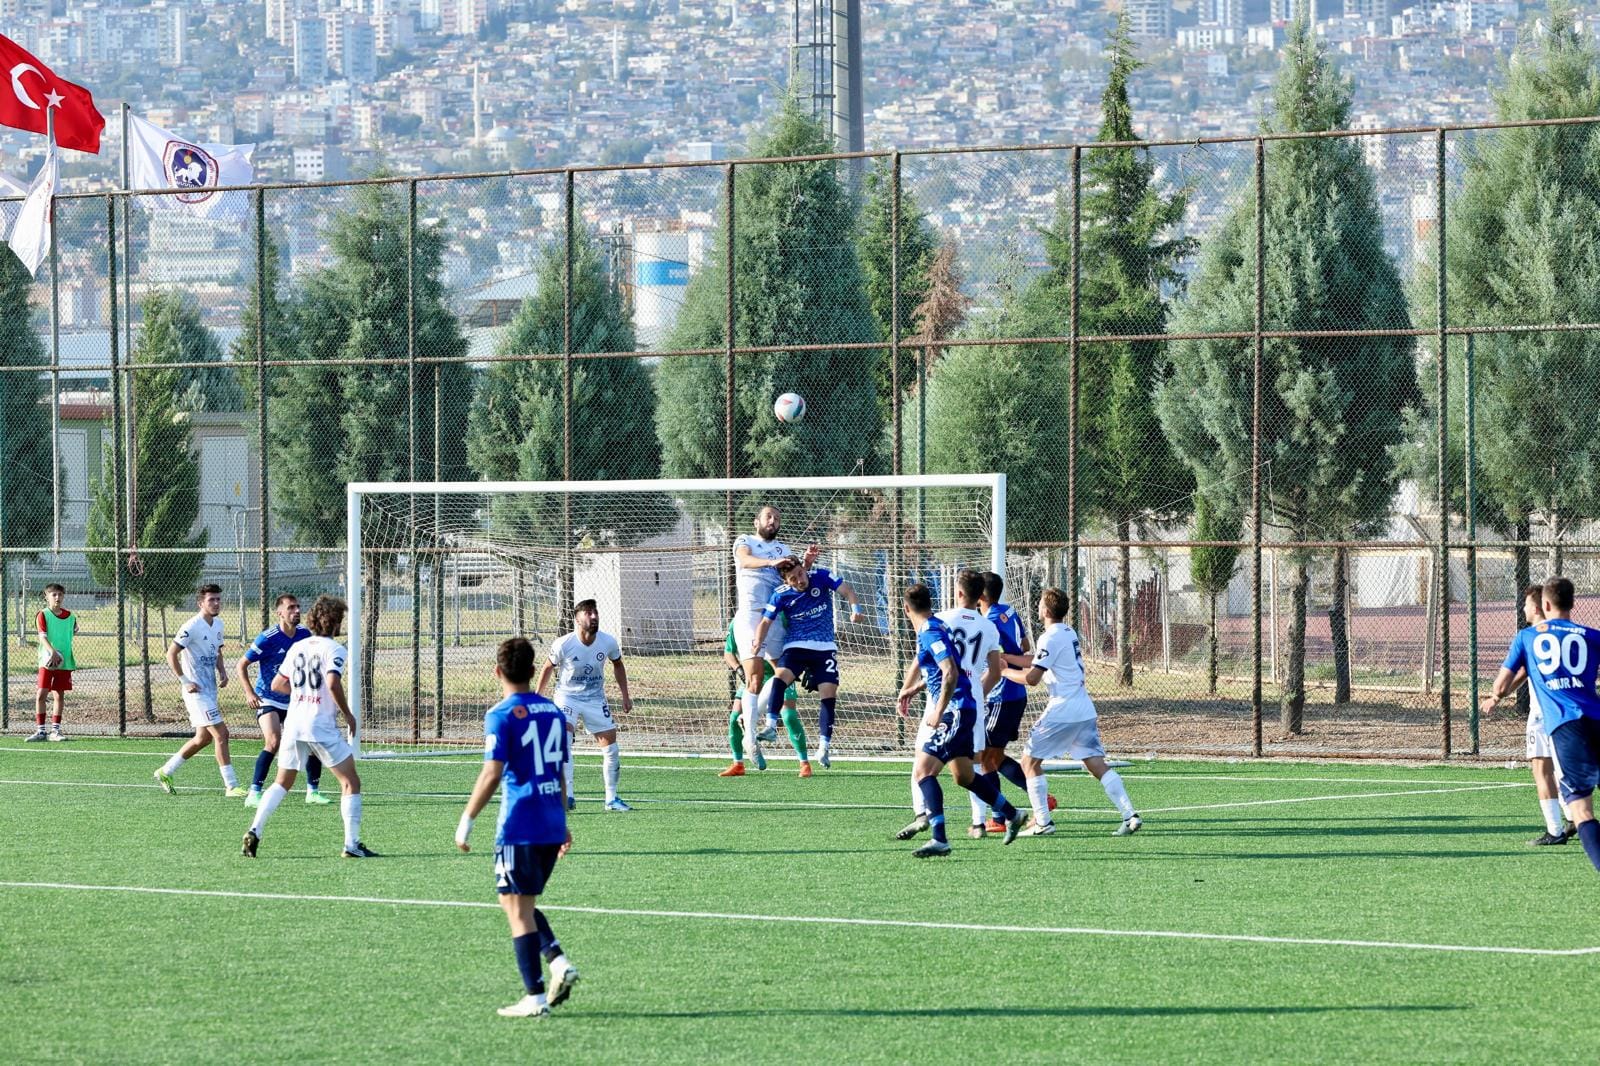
left=274, top=593, right=301, bottom=629
left=1542, top=576, right=1576, bottom=617
left=306, top=594, right=347, bottom=637
left=776, top=557, right=809, bottom=591
left=1523, top=584, right=1546, bottom=624
left=903, top=582, right=934, bottom=620
left=1038, top=587, right=1068, bottom=625
left=979, top=571, right=1003, bottom=607
left=754, top=505, right=781, bottom=541
left=955, top=569, right=984, bottom=608
left=574, top=598, right=599, bottom=636
left=43, top=582, right=64, bottom=607
left=495, top=636, right=536, bottom=689
left=196, top=583, right=223, bottom=617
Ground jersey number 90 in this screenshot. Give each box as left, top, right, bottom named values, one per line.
left=1534, top=632, right=1588, bottom=676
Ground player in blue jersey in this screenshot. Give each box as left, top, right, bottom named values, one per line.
left=1485, top=577, right=1600, bottom=874
left=975, top=570, right=1054, bottom=831
left=236, top=594, right=327, bottom=807
left=456, top=637, right=579, bottom=1019
left=895, top=583, right=1023, bottom=856
left=750, top=558, right=864, bottom=768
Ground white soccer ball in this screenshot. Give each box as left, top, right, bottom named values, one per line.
left=774, top=392, right=806, bottom=424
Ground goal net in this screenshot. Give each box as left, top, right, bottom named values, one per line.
left=346, top=475, right=1006, bottom=758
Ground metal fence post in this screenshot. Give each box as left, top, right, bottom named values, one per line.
left=407, top=179, right=421, bottom=744
left=254, top=189, right=269, bottom=629
left=723, top=162, right=736, bottom=615
left=1068, top=144, right=1081, bottom=627
left=434, top=325, right=445, bottom=738
left=108, top=195, right=127, bottom=736
left=1436, top=128, right=1451, bottom=760
left=890, top=151, right=904, bottom=748
left=1251, top=137, right=1265, bottom=759
left=562, top=169, right=576, bottom=634
left=1465, top=332, right=1479, bottom=754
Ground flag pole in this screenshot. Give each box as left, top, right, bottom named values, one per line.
left=47, top=105, right=60, bottom=562
left=119, top=102, right=133, bottom=542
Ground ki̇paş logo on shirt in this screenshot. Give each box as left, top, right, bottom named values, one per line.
left=163, top=140, right=219, bottom=204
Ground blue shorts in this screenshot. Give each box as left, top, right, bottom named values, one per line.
left=255, top=697, right=288, bottom=719
left=921, top=703, right=981, bottom=764
left=984, top=698, right=1027, bottom=749
left=779, top=647, right=839, bottom=690
left=1551, top=716, right=1600, bottom=802
left=494, top=842, right=563, bottom=897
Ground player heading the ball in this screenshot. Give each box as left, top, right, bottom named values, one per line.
left=732, top=505, right=819, bottom=770
left=752, top=557, right=863, bottom=768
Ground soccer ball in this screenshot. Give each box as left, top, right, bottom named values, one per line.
left=774, top=392, right=806, bottom=423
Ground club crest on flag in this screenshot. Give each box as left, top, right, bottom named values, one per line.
left=162, top=141, right=219, bottom=203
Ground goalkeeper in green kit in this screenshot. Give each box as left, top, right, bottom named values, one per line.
left=718, top=617, right=812, bottom=778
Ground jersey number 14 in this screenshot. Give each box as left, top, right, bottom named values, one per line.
left=522, top=717, right=565, bottom=776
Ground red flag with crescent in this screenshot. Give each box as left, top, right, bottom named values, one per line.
left=0, top=34, right=104, bottom=154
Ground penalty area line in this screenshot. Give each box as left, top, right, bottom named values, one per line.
left=0, top=880, right=1594, bottom=958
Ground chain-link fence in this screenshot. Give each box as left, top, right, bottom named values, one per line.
left=6, top=115, right=1600, bottom=758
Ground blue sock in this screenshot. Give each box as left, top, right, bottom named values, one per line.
left=512, top=933, right=545, bottom=994
left=306, top=754, right=323, bottom=791
left=968, top=771, right=1018, bottom=822
left=917, top=776, right=946, bottom=843
left=1579, top=821, right=1600, bottom=874
left=534, top=908, right=562, bottom=962
left=997, top=756, right=1028, bottom=791
left=765, top=677, right=788, bottom=721
left=252, top=747, right=275, bottom=791
left=819, top=697, right=836, bottom=741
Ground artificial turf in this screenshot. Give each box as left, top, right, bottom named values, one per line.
left=0, top=739, right=1593, bottom=1064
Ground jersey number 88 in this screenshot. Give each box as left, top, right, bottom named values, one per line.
left=291, top=652, right=324, bottom=689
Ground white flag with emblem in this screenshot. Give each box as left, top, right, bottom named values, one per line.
left=6, top=144, right=56, bottom=277
left=126, top=112, right=254, bottom=219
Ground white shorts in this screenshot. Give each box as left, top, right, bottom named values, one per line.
left=559, top=699, right=616, bottom=736
left=280, top=736, right=352, bottom=772
left=733, top=613, right=786, bottom=662
left=1527, top=707, right=1557, bottom=761
left=1024, top=713, right=1105, bottom=762
left=184, top=696, right=223, bottom=729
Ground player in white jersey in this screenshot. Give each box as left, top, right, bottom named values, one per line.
left=1001, top=587, right=1141, bottom=838
left=537, top=599, right=634, bottom=812
left=898, top=571, right=1004, bottom=840
left=242, top=595, right=375, bottom=858
left=153, top=583, right=244, bottom=797
left=732, top=505, right=818, bottom=769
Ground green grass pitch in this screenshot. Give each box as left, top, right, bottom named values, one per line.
left=2, top=739, right=1595, bottom=1063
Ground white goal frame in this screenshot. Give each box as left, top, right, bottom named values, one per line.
left=345, top=473, right=1006, bottom=754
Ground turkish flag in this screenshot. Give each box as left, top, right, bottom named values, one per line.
left=0, top=34, right=104, bottom=154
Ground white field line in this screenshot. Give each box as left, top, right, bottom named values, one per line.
left=1, top=880, right=1594, bottom=959
left=0, top=746, right=1534, bottom=788
left=0, top=777, right=1528, bottom=816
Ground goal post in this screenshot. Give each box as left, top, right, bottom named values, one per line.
left=346, top=474, right=1005, bottom=757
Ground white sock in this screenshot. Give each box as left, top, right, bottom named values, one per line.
left=563, top=757, right=574, bottom=800
left=1542, top=798, right=1566, bottom=835
left=911, top=769, right=926, bottom=816
left=1101, top=770, right=1135, bottom=819
left=341, top=793, right=362, bottom=850
left=741, top=690, right=760, bottom=756
left=220, top=764, right=239, bottom=789
left=601, top=742, right=620, bottom=802
left=1027, top=774, right=1052, bottom=825
left=819, top=737, right=831, bottom=754
left=250, top=782, right=288, bottom=835
left=970, top=790, right=988, bottom=826
left=160, top=752, right=187, bottom=777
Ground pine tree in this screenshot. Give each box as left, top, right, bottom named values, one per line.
left=1036, top=13, right=1196, bottom=687
left=655, top=91, right=884, bottom=522
left=858, top=159, right=939, bottom=413
left=1156, top=20, right=1417, bottom=734
left=85, top=292, right=211, bottom=719
left=1189, top=494, right=1242, bottom=695
left=0, top=245, right=56, bottom=556
left=269, top=181, right=473, bottom=698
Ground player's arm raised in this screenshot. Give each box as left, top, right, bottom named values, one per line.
left=612, top=655, right=632, bottom=714
left=166, top=640, right=198, bottom=693
left=736, top=541, right=782, bottom=572
left=835, top=578, right=865, bottom=624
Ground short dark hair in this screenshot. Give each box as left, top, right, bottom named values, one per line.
left=43, top=582, right=64, bottom=595
left=275, top=592, right=299, bottom=608
left=775, top=557, right=802, bottom=578
left=904, top=583, right=932, bottom=613
left=306, top=594, right=347, bottom=636
left=197, top=583, right=222, bottom=599
left=957, top=569, right=985, bottom=603
left=497, top=636, right=536, bottom=684
left=1039, top=587, right=1068, bottom=622
left=981, top=571, right=1003, bottom=603
left=1544, top=577, right=1576, bottom=612
left=574, top=598, right=598, bottom=614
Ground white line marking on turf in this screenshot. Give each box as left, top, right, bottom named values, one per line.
left=0, top=746, right=1535, bottom=787
left=1140, top=783, right=1526, bottom=814
left=2, top=880, right=1594, bottom=958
